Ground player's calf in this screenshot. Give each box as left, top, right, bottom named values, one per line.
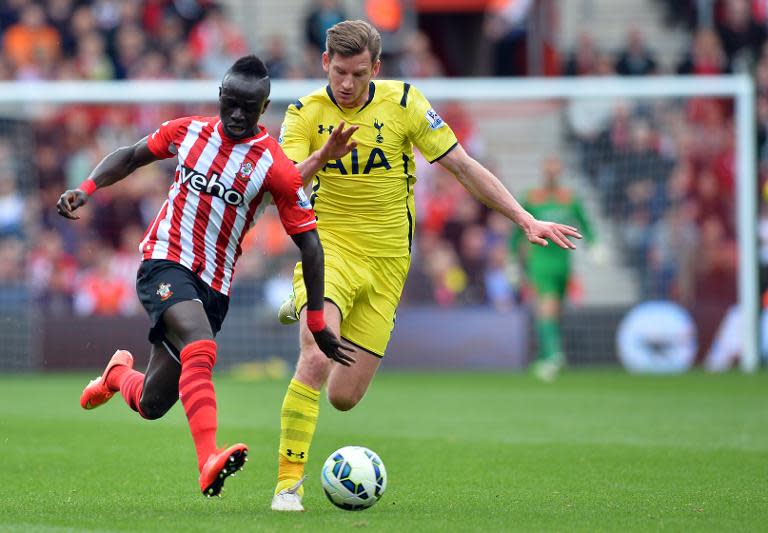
left=325, top=354, right=378, bottom=412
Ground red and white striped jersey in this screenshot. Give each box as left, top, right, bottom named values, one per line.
left=141, top=115, right=316, bottom=295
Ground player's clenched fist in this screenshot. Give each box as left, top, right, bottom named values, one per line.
left=56, top=189, right=89, bottom=220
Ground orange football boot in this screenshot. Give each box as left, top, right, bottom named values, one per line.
left=199, top=443, right=249, bottom=497
left=80, top=350, right=134, bottom=410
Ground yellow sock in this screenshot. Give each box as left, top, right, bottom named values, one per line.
left=276, top=378, right=319, bottom=495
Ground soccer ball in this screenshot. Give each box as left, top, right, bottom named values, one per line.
left=321, top=446, right=387, bottom=511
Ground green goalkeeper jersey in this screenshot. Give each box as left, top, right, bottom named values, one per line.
left=511, top=187, right=595, bottom=272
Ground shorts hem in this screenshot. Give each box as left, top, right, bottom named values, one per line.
left=341, top=336, right=384, bottom=358
left=297, top=297, right=343, bottom=320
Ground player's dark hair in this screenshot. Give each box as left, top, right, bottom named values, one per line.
left=227, top=55, right=269, bottom=80
left=326, top=20, right=382, bottom=63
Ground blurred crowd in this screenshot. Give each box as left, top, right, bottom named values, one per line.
left=0, top=0, right=491, bottom=318
left=0, top=0, right=237, bottom=316
left=563, top=0, right=766, bottom=350
left=0, top=0, right=250, bottom=81
left=0, top=0, right=759, bottom=320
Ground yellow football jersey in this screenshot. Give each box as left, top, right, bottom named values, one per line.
left=278, top=80, right=458, bottom=257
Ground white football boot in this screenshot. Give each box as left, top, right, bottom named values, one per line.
left=532, top=355, right=565, bottom=383
left=271, top=476, right=306, bottom=512
left=277, top=294, right=299, bottom=325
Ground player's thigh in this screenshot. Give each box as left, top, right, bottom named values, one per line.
left=136, top=260, right=219, bottom=348
left=340, top=255, right=410, bottom=357
left=530, top=270, right=568, bottom=316
left=140, top=341, right=181, bottom=418
left=294, top=299, right=344, bottom=389
left=163, top=299, right=214, bottom=345
left=326, top=348, right=381, bottom=411
left=291, top=249, right=364, bottom=322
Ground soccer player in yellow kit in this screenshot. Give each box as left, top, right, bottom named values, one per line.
left=271, top=20, right=582, bottom=511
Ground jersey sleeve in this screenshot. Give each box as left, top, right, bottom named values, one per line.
left=277, top=102, right=312, bottom=163
left=265, top=145, right=317, bottom=235
left=406, top=85, right=459, bottom=163
left=146, top=117, right=190, bottom=159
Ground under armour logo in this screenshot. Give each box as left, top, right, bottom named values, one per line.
left=285, top=449, right=305, bottom=459
left=318, top=124, right=334, bottom=134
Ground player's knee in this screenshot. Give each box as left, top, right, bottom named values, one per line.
left=138, top=396, right=174, bottom=420
left=296, top=348, right=332, bottom=384
left=327, top=388, right=363, bottom=412
left=537, top=298, right=559, bottom=317
left=138, top=400, right=168, bottom=420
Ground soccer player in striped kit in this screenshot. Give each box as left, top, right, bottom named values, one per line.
left=56, top=55, right=356, bottom=497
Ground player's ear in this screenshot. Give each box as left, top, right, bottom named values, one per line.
left=372, top=59, right=381, bottom=78
left=262, top=99, right=270, bottom=114
left=322, top=51, right=330, bottom=73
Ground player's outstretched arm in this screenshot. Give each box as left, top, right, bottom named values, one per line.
left=295, top=121, right=358, bottom=186
left=290, top=229, right=356, bottom=366
left=56, top=137, right=160, bottom=220
left=438, top=145, right=582, bottom=249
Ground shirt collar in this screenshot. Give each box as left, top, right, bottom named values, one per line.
left=325, top=81, right=376, bottom=113
left=216, top=121, right=267, bottom=144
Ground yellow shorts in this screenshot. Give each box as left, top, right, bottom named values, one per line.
left=292, top=249, right=410, bottom=357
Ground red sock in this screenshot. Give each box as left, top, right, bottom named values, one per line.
left=106, top=365, right=149, bottom=418
left=179, top=339, right=218, bottom=472
left=105, top=365, right=131, bottom=391
left=119, top=371, right=147, bottom=416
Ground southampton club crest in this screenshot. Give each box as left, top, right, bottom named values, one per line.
left=236, top=160, right=255, bottom=181
left=156, top=282, right=173, bottom=301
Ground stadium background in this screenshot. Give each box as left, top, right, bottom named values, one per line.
left=0, top=0, right=762, bottom=373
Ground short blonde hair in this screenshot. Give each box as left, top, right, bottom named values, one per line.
left=326, top=20, right=382, bottom=63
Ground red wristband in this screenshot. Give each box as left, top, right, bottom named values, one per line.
left=306, top=309, right=326, bottom=333
left=78, top=179, right=97, bottom=196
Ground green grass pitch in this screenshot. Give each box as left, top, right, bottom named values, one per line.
left=0, top=370, right=766, bottom=532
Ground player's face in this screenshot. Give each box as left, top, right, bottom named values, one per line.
left=219, top=73, right=270, bottom=140
left=543, top=157, right=562, bottom=186
left=323, top=50, right=381, bottom=108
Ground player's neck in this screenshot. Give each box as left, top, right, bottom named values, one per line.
left=338, top=93, right=368, bottom=110
left=351, top=89, right=370, bottom=109
left=331, top=82, right=373, bottom=111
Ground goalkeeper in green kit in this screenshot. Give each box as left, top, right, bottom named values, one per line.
left=511, top=155, right=596, bottom=381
